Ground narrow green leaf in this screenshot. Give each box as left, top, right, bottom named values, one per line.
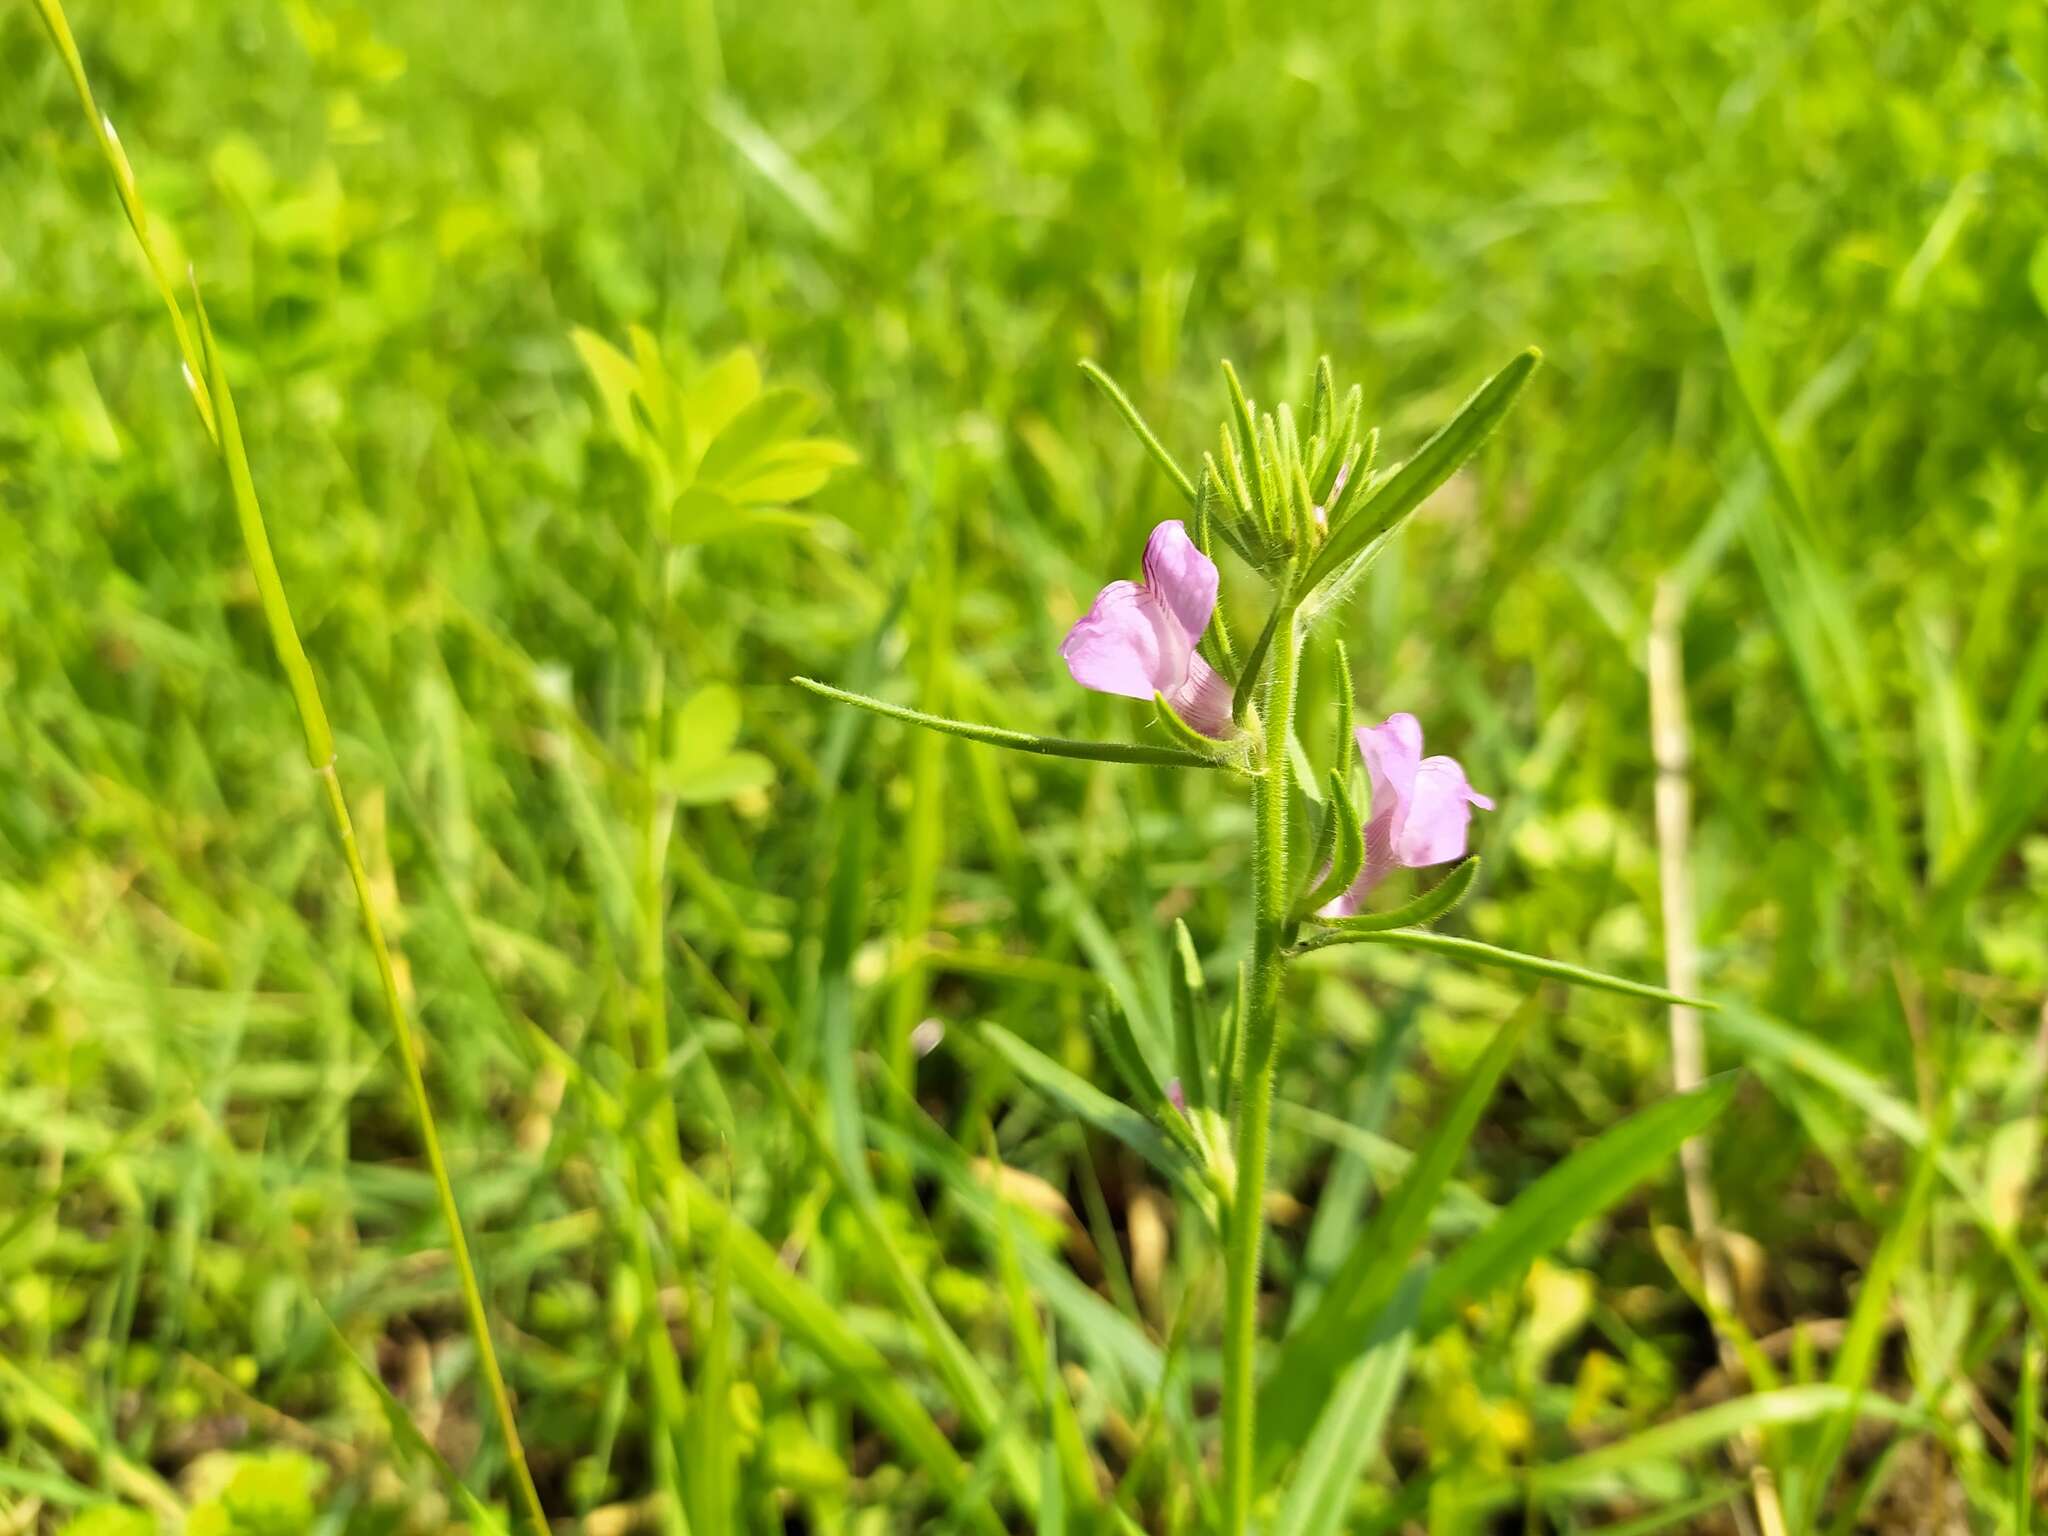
left=1311, top=858, right=1480, bottom=935
left=1153, top=691, right=1241, bottom=763
left=1080, top=360, right=1196, bottom=503
left=1422, top=1076, right=1738, bottom=1331
left=1297, top=787, right=1342, bottom=915
left=1586, top=1485, right=1744, bottom=1536
left=687, top=1185, right=738, bottom=1536
left=1331, top=639, right=1355, bottom=773
left=191, top=279, right=335, bottom=769
left=1311, top=356, right=1336, bottom=445
left=867, top=1093, right=1165, bottom=1396
left=1323, top=425, right=1375, bottom=530
left=1231, top=601, right=1293, bottom=727
left=1802, top=1136, right=1937, bottom=1525
left=670, top=1166, right=1006, bottom=1536
left=1169, top=919, right=1211, bottom=1113
left=978, top=1022, right=1192, bottom=1187
left=1222, top=360, right=1271, bottom=535
left=1708, top=1005, right=2048, bottom=1334
left=1268, top=1268, right=1423, bottom=1536
left=320, top=1313, right=509, bottom=1535
left=794, top=677, right=1224, bottom=768
left=988, top=1136, right=1099, bottom=1521
left=1300, top=348, right=1540, bottom=596
left=1291, top=924, right=1709, bottom=1008
left=1455, top=1386, right=1925, bottom=1516
left=1093, top=994, right=1171, bottom=1120
left=1293, top=772, right=1365, bottom=921
left=2017, top=1331, right=2040, bottom=1536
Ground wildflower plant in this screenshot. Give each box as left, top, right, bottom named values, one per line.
left=803, top=348, right=1727, bottom=1531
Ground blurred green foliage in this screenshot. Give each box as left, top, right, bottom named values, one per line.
left=2, top=0, right=2045, bottom=1530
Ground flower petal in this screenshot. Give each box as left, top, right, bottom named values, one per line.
left=1356, top=713, right=1424, bottom=818
left=1166, top=650, right=1234, bottom=738
left=1393, top=756, right=1485, bottom=867
left=1141, top=520, right=1219, bottom=647
left=1059, top=581, right=1186, bottom=701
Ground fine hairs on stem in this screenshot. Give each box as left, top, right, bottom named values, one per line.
left=1221, top=592, right=1299, bottom=1531
left=31, top=2, right=549, bottom=1529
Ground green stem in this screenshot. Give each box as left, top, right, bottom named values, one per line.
left=1222, top=599, right=1300, bottom=1534
left=31, top=4, right=548, bottom=1523
left=638, top=479, right=680, bottom=1148
left=319, top=771, right=550, bottom=1536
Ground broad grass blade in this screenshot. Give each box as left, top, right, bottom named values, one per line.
left=1421, top=1076, right=1738, bottom=1332
left=1268, top=1267, right=1423, bottom=1536
left=978, top=1022, right=1193, bottom=1187
left=1257, top=1011, right=1526, bottom=1467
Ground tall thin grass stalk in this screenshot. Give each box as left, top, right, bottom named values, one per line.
left=31, top=4, right=548, bottom=1528
left=1221, top=594, right=1301, bottom=1535
left=1650, top=577, right=1786, bottom=1536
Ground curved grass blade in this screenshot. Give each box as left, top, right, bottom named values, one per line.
left=978, top=1022, right=1194, bottom=1188
left=1080, top=360, right=1197, bottom=503
left=1454, top=1386, right=1925, bottom=1516
left=2017, top=1331, right=2041, bottom=1535
left=794, top=677, right=1224, bottom=768
left=1300, top=348, right=1540, bottom=597
left=988, top=1129, right=1100, bottom=1522
left=669, top=1166, right=1007, bottom=1536
left=1421, top=1076, right=1738, bottom=1332
left=1268, top=1267, right=1423, bottom=1536
left=1311, top=857, right=1480, bottom=936
left=35, top=10, right=546, bottom=1525
left=319, top=1312, right=508, bottom=1535
left=867, top=1088, right=1165, bottom=1397
left=1290, top=924, right=1709, bottom=1008
left=1801, top=1137, right=1936, bottom=1527
left=1707, top=1005, right=2048, bottom=1334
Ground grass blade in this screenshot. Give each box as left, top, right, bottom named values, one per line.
left=1422, top=1076, right=1738, bottom=1331
left=1268, top=1267, right=1423, bottom=1536
left=1453, top=1386, right=1925, bottom=1516
left=1801, top=1136, right=1936, bottom=1525
left=669, top=1163, right=1005, bottom=1535
left=1258, top=1010, right=1527, bottom=1467
left=2018, top=1331, right=2041, bottom=1535
left=978, top=1022, right=1193, bottom=1187
left=33, top=8, right=546, bottom=1525
left=1708, top=1006, right=2048, bottom=1333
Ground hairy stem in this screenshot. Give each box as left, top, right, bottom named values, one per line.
left=1222, top=598, right=1299, bottom=1534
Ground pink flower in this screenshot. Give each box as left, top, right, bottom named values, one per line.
left=1319, top=713, right=1493, bottom=917
left=1059, top=520, right=1234, bottom=737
